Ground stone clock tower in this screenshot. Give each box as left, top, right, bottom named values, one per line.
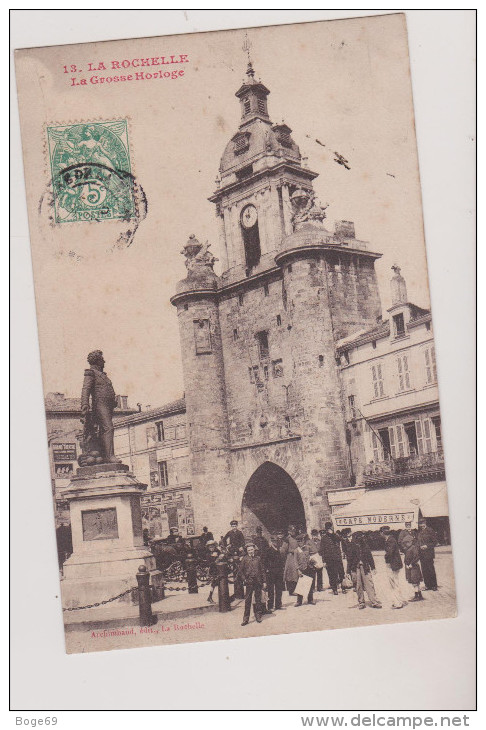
left=171, top=63, right=383, bottom=538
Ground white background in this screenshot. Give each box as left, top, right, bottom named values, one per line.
left=9, top=8, right=476, bottom=716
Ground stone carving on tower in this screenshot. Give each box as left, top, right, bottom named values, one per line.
left=180, top=234, right=218, bottom=273
left=290, top=187, right=329, bottom=231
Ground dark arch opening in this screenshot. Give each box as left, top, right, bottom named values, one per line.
left=241, top=461, right=306, bottom=536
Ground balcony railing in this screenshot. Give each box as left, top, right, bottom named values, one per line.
left=363, top=449, right=445, bottom=485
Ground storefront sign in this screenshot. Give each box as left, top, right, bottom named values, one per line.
left=52, top=442, right=77, bottom=461
left=334, top=511, right=415, bottom=527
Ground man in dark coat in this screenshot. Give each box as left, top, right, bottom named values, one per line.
left=417, top=518, right=438, bottom=590
left=265, top=534, right=286, bottom=611
left=347, top=532, right=382, bottom=609
left=312, top=529, right=324, bottom=591
left=320, top=522, right=346, bottom=595
left=380, top=525, right=406, bottom=609
left=294, top=533, right=317, bottom=606
left=200, top=526, right=214, bottom=546
left=253, top=526, right=269, bottom=568
left=224, top=520, right=245, bottom=554
left=238, top=542, right=266, bottom=626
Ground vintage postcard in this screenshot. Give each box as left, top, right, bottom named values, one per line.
left=15, top=13, right=456, bottom=655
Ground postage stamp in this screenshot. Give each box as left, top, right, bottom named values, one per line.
left=46, top=120, right=135, bottom=223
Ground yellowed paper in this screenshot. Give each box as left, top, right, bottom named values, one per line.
left=15, top=13, right=456, bottom=655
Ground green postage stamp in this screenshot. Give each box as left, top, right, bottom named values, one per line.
left=46, top=120, right=135, bottom=223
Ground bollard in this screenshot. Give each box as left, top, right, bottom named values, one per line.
left=136, top=565, right=157, bottom=626
left=185, top=552, right=198, bottom=594
left=216, top=557, right=231, bottom=612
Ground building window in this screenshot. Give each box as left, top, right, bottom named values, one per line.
left=415, top=418, right=434, bottom=455
left=397, top=354, right=411, bottom=391
left=424, top=346, right=437, bottom=384
left=263, top=364, right=269, bottom=380
left=372, top=341, right=377, bottom=349
left=348, top=395, right=356, bottom=418
left=243, top=98, right=251, bottom=115
left=256, top=331, right=269, bottom=359
left=371, top=431, right=384, bottom=462
left=159, top=461, right=169, bottom=487
left=393, top=313, right=405, bottom=337
left=425, top=321, right=431, bottom=331
left=404, top=421, right=418, bottom=455
left=156, top=421, right=165, bottom=441
left=276, top=314, right=282, bottom=326
left=371, top=363, right=385, bottom=398
left=264, top=283, right=269, bottom=297
left=272, top=359, right=284, bottom=378
left=233, top=328, right=239, bottom=341
left=193, top=319, right=212, bottom=354
left=164, top=425, right=176, bottom=440
left=249, top=365, right=259, bottom=384
left=377, top=428, right=391, bottom=459
left=318, top=354, right=324, bottom=367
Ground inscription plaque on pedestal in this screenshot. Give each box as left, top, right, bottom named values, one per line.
left=81, top=507, right=119, bottom=541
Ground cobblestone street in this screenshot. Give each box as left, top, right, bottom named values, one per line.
left=65, top=551, right=456, bottom=654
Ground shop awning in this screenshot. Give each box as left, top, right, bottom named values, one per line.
left=331, top=481, right=448, bottom=532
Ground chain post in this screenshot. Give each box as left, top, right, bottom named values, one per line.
left=185, top=552, right=199, bottom=594
left=216, top=556, right=231, bottom=612
left=136, top=565, right=157, bottom=627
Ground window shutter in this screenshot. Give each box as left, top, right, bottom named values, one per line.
left=372, top=365, right=379, bottom=398
left=425, top=349, right=431, bottom=383
left=396, top=424, right=407, bottom=457
left=431, top=347, right=437, bottom=381
left=388, top=426, right=397, bottom=458
left=397, top=358, right=404, bottom=391
left=403, top=355, right=411, bottom=389
left=415, top=420, right=425, bottom=454
left=423, top=418, right=433, bottom=453
left=377, top=363, right=384, bottom=396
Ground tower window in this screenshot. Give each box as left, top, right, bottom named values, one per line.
left=372, top=341, right=377, bottom=349
left=243, top=98, right=251, bottom=115
left=318, top=355, right=324, bottom=367
left=242, top=221, right=261, bottom=268
left=348, top=395, right=356, bottom=418
left=263, top=364, right=269, bottom=380
left=193, top=319, right=212, bottom=354
left=393, top=313, right=405, bottom=337
left=272, top=359, right=284, bottom=378
left=233, top=328, right=239, bottom=341
left=288, top=264, right=292, bottom=273
left=256, top=331, right=269, bottom=359
left=184, top=303, right=188, bottom=311
left=257, top=97, right=266, bottom=114
left=238, top=293, right=244, bottom=306
left=277, top=314, right=282, bottom=326
left=264, top=283, right=269, bottom=297
left=249, top=365, right=259, bottom=384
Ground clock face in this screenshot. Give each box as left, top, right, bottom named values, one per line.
left=241, top=204, right=258, bottom=229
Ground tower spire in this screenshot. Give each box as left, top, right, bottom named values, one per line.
left=242, top=31, right=254, bottom=78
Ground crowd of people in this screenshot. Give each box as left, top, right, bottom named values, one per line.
left=198, top=517, right=440, bottom=627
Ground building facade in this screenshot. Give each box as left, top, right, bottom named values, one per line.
left=113, top=399, right=195, bottom=538
left=170, top=63, right=394, bottom=540
left=331, top=267, right=450, bottom=543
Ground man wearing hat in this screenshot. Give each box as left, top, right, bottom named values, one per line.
left=205, top=540, right=221, bottom=604
left=398, top=520, right=415, bottom=553
left=265, top=534, right=286, bottom=611
left=346, top=531, right=382, bottom=609
left=320, top=522, right=346, bottom=595
left=311, top=529, right=324, bottom=591
left=224, top=520, right=246, bottom=554
left=294, top=533, right=317, bottom=606
left=417, top=518, right=438, bottom=591
left=237, top=542, right=266, bottom=626
left=380, top=525, right=406, bottom=609
left=253, top=526, right=270, bottom=568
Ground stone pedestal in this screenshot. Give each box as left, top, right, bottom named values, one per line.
left=61, top=463, right=164, bottom=610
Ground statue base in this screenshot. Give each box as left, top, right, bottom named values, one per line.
left=61, top=464, right=164, bottom=610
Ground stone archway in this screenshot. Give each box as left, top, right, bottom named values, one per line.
left=241, top=461, right=306, bottom=536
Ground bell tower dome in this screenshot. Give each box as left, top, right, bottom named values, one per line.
left=209, top=63, right=319, bottom=284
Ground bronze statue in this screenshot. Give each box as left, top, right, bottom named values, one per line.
left=78, top=350, right=121, bottom=466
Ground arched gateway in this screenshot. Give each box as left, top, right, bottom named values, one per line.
left=241, top=461, right=306, bottom=535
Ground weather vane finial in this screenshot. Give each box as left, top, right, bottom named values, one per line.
left=242, top=31, right=254, bottom=77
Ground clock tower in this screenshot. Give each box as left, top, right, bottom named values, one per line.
left=172, top=62, right=383, bottom=538
left=209, top=61, right=319, bottom=283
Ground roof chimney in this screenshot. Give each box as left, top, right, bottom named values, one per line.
left=391, top=265, right=407, bottom=305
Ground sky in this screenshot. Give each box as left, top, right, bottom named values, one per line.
left=17, top=13, right=432, bottom=409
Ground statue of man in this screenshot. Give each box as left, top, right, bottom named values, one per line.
left=81, top=350, right=121, bottom=464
